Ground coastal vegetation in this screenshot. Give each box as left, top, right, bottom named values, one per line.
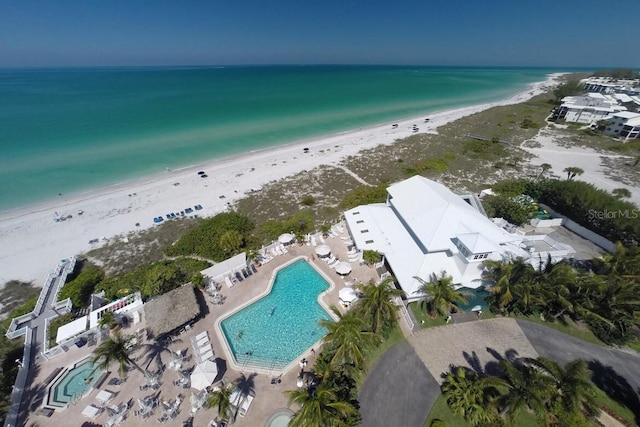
left=414, top=272, right=472, bottom=318
left=488, top=178, right=640, bottom=245
left=288, top=279, right=404, bottom=426
left=440, top=357, right=600, bottom=427
left=484, top=246, right=640, bottom=346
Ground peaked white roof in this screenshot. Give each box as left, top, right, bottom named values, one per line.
left=457, top=232, right=497, bottom=254
left=386, top=175, right=515, bottom=252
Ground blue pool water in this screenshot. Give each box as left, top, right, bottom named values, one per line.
left=49, top=360, right=102, bottom=407
left=457, top=287, right=491, bottom=312
left=221, top=260, right=332, bottom=369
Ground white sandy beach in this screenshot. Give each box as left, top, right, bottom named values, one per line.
left=0, top=74, right=564, bottom=286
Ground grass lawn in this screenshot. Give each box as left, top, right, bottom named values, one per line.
left=424, top=395, right=539, bottom=427
left=514, top=315, right=603, bottom=346
left=409, top=303, right=447, bottom=328
left=593, top=386, right=636, bottom=427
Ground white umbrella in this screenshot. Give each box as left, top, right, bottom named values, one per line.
left=334, top=261, right=352, bottom=275
left=278, top=233, right=295, bottom=244
left=339, top=287, right=358, bottom=303
left=190, top=359, right=218, bottom=391
left=315, top=244, right=331, bottom=257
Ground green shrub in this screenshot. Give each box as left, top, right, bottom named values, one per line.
left=339, top=184, right=388, bottom=210
left=166, top=212, right=254, bottom=261
left=301, top=195, right=316, bottom=206
left=58, top=263, right=104, bottom=308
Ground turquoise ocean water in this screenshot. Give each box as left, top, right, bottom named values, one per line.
left=0, top=66, right=561, bottom=211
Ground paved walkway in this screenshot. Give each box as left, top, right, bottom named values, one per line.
left=359, top=341, right=438, bottom=427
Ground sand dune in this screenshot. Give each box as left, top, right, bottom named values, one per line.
left=0, top=74, right=563, bottom=286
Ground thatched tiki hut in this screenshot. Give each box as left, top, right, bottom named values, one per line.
left=144, top=285, right=200, bottom=338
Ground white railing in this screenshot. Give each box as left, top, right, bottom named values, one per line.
left=395, top=296, right=415, bottom=332
left=5, top=313, right=35, bottom=339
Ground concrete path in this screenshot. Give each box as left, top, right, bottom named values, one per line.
left=359, top=341, right=439, bottom=427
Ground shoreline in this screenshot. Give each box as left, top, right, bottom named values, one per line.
left=0, top=73, right=564, bottom=285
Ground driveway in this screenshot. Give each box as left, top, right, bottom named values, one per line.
left=517, top=319, right=640, bottom=420
left=359, top=341, right=439, bottom=427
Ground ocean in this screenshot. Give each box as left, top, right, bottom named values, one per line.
left=0, top=66, right=561, bottom=211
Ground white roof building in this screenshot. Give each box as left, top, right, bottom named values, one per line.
left=604, top=111, right=640, bottom=142
left=556, top=94, right=626, bottom=124
left=344, top=176, right=574, bottom=302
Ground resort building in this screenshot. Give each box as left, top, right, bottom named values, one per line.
left=555, top=93, right=626, bottom=124
left=603, top=111, right=640, bottom=142
left=343, top=176, right=574, bottom=302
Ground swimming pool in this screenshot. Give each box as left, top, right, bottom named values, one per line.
left=220, top=259, right=332, bottom=371
left=457, top=287, right=490, bottom=312
left=266, top=408, right=294, bottom=427
left=48, top=359, right=102, bottom=408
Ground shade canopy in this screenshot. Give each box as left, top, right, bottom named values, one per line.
left=334, top=261, right=352, bottom=275
left=339, top=287, right=358, bottom=303
left=315, top=244, right=331, bottom=257
left=190, top=359, right=219, bottom=390
left=278, top=233, right=295, bottom=244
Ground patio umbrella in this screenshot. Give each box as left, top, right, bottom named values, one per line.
left=334, top=261, right=352, bottom=275
left=315, top=244, right=331, bottom=257
left=190, top=359, right=218, bottom=391
left=278, top=233, right=295, bottom=244
left=339, top=287, right=358, bottom=304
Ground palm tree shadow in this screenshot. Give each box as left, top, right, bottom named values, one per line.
left=140, top=337, right=184, bottom=372
left=462, top=350, right=484, bottom=375
left=588, top=360, right=640, bottom=424
left=234, top=372, right=257, bottom=396
left=463, top=348, right=522, bottom=378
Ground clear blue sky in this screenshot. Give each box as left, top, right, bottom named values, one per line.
left=1, top=0, right=639, bottom=68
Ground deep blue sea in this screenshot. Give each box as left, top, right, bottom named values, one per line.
left=0, top=66, right=563, bottom=211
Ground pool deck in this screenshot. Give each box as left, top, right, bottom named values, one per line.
left=22, top=230, right=391, bottom=427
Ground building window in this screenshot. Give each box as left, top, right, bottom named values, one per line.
left=365, top=240, right=374, bottom=244
left=360, top=229, right=369, bottom=233
left=352, top=212, right=360, bottom=215
left=356, top=220, right=364, bottom=224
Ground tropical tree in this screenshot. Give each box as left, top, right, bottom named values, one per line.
left=98, top=311, right=118, bottom=330
left=492, top=360, right=552, bottom=423
left=563, top=167, right=584, bottom=180
left=362, top=250, right=381, bottom=265
left=353, top=277, right=404, bottom=335
left=414, top=271, right=472, bottom=317
left=319, top=307, right=380, bottom=373
left=525, top=357, right=600, bottom=422
left=91, top=330, right=149, bottom=378
left=441, top=367, right=500, bottom=426
left=483, top=258, right=530, bottom=314
left=536, top=163, right=552, bottom=180
left=287, top=384, right=359, bottom=427
left=219, top=229, right=244, bottom=254
left=206, top=384, right=235, bottom=422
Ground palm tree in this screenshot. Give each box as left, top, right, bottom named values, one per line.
left=441, top=367, right=499, bottom=426
left=353, top=277, right=404, bottom=335
left=563, top=166, right=584, bottom=180
left=414, top=271, right=472, bottom=317
left=492, top=360, right=552, bottom=423
left=206, top=384, right=235, bottom=423
left=287, top=384, right=358, bottom=427
left=319, top=307, right=380, bottom=373
left=91, top=330, right=149, bottom=378
left=525, top=357, right=600, bottom=421
left=483, top=258, right=530, bottom=313
left=536, top=163, right=552, bottom=180
left=98, top=311, right=118, bottom=330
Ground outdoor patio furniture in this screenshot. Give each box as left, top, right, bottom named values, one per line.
left=96, top=389, right=115, bottom=404
left=82, top=404, right=101, bottom=418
